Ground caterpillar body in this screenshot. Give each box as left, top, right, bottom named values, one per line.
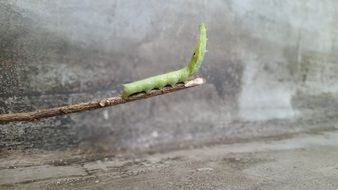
left=121, top=23, right=207, bottom=99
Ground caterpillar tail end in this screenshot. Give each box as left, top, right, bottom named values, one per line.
left=121, top=85, right=130, bottom=99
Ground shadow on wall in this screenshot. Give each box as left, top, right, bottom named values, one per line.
left=0, top=3, right=127, bottom=150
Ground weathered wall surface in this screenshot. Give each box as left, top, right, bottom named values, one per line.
left=1, top=0, right=338, bottom=152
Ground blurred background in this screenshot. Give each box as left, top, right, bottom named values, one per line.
left=1, top=0, right=338, bottom=189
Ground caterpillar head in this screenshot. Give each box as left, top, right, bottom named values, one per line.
left=187, top=23, right=207, bottom=76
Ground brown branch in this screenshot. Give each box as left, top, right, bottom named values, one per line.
left=0, top=78, right=204, bottom=123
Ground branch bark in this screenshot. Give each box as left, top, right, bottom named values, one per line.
left=0, top=78, right=204, bottom=123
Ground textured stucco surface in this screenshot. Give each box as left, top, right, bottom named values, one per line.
left=1, top=0, right=338, bottom=152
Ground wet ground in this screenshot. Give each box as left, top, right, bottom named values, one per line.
left=1, top=130, right=338, bottom=190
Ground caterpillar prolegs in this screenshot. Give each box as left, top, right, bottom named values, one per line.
left=121, top=23, right=207, bottom=99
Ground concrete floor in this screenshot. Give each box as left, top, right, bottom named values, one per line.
left=1, top=130, right=338, bottom=190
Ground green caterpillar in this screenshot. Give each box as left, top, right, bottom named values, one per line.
left=122, top=23, right=207, bottom=99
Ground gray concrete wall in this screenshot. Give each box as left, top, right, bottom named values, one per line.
left=1, top=0, right=338, bottom=152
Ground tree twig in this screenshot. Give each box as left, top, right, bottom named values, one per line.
left=0, top=78, right=204, bottom=123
